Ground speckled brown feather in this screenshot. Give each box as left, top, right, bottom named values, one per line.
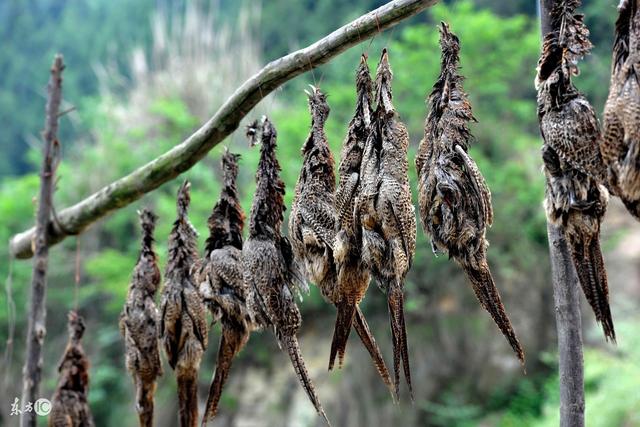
left=537, top=0, right=615, bottom=341
left=602, top=0, right=640, bottom=219
left=332, top=56, right=379, bottom=375
left=198, top=152, right=258, bottom=425
left=243, top=118, right=329, bottom=425
left=159, top=181, right=208, bottom=427
left=120, top=209, right=163, bottom=427
left=49, top=311, right=95, bottom=427
left=357, top=49, right=416, bottom=400
left=416, top=23, right=525, bottom=364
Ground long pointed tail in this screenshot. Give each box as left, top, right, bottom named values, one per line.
left=135, top=378, right=156, bottom=427
left=568, top=235, right=616, bottom=342
left=328, top=300, right=357, bottom=370
left=177, top=368, right=199, bottom=427
left=201, top=328, right=248, bottom=425
left=280, top=334, right=331, bottom=426
left=387, top=284, right=413, bottom=401
left=464, top=260, right=526, bottom=364
left=353, top=306, right=395, bottom=401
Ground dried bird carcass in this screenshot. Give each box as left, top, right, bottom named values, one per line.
left=289, top=82, right=393, bottom=397
left=49, top=311, right=95, bottom=427
left=120, top=209, right=163, bottom=427
left=198, top=151, right=258, bottom=424
left=160, top=181, right=209, bottom=427
left=243, top=117, right=330, bottom=424
left=416, top=23, right=525, bottom=364
left=602, top=0, right=640, bottom=219
left=536, top=0, right=615, bottom=341
left=356, top=49, right=416, bottom=400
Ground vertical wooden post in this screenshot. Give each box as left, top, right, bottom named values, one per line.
left=21, top=54, right=64, bottom=427
left=538, top=2, right=585, bottom=426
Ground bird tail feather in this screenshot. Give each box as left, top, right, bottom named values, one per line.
left=328, top=300, right=357, bottom=370
left=463, top=260, right=526, bottom=364
left=177, top=368, right=199, bottom=427
left=135, top=378, right=156, bottom=427
left=280, top=334, right=330, bottom=426
left=202, top=329, right=247, bottom=425
left=387, top=283, right=413, bottom=401
left=569, top=236, right=616, bottom=342
left=353, top=306, right=395, bottom=401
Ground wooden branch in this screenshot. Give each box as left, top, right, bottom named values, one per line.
left=21, top=54, right=64, bottom=427
left=539, top=1, right=585, bottom=426
left=9, top=0, right=437, bottom=259
left=547, top=224, right=585, bottom=427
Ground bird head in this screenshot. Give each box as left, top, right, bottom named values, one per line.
left=305, top=85, right=330, bottom=125
left=67, top=310, right=86, bottom=342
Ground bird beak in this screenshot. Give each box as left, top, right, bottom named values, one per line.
left=360, top=53, right=368, bottom=64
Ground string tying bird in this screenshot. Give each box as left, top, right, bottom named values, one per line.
left=416, top=22, right=525, bottom=364
left=536, top=0, right=615, bottom=341
left=243, top=117, right=330, bottom=425
left=198, top=151, right=259, bottom=425
left=120, top=209, right=163, bottom=427
left=289, top=82, right=393, bottom=398
left=357, top=49, right=416, bottom=400
left=602, top=0, right=640, bottom=219
left=160, top=181, right=209, bottom=427
left=49, top=311, right=95, bottom=427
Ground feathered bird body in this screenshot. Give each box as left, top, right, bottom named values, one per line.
left=159, top=181, right=208, bottom=427
left=357, top=49, right=416, bottom=400
left=290, top=82, right=393, bottom=396
left=602, top=0, right=640, bottom=218
left=289, top=86, right=337, bottom=295
left=537, top=0, right=615, bottom=341
left=243, top=118, right=329, bottom=424
left=333, top=58, right=374, bottom=354
left=49, top=311, right=95, bottom=427
left=416, top=23, right=524, bottom=364
left=198, top=151, right=258, bottom=424
left=120, top=209, right=163, bottom=427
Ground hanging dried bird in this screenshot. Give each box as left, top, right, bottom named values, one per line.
left=120, top=209, right=163, bottom=427
left=289, top=82, right=393, bottom=397
left=243, top=117, right=329, bottom=425
left=198, top=151, right=258, bottom=424
left=160, top=181, right=209, bottom=427
left=602, top=0, right=640, bottom=219
left=49, top=311, right=95, bottom=427
left=536, top=0, right=615, bottom=341
left=416, top=23, right=525, bottom=364
left=356, top=49, right=416, bottom=400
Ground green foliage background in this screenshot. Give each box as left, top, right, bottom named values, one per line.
left=1, top=0, right=639, bottom=426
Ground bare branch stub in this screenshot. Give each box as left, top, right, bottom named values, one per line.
left=21, top=54, right=64, bottom=427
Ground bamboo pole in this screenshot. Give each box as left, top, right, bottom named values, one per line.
left=9, top=0, right=438, bottom=259
left=538, top=1, right=585, bottom=426
left=20, top=54, right=64, bottom=427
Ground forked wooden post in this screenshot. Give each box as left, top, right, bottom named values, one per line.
left=21, top=54, right=64, bottom=427
left=538, top=1, right=585, bottom=426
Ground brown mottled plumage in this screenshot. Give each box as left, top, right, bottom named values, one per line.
left=243, top=117, right=330, bottom=425
left=160, top=181, right=209, bottom=427
left=602, top=0, right=640, bottom=219
left=49, top=311, right=94, bottom=427
left=357, top=49, right=416, bottom=400
left=416, top=23, right=525, bottom=365
left=120, top=209, right=163, bottom=427
left=289, top=83, right=393, bottom=397
left=198, top=151, right=258, bottom=425
left=537, top=0, right=615, bottom=341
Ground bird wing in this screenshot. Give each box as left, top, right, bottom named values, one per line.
left=542, top=97, right=604, bottom=180
left=299, top=199, right=337, bottom=248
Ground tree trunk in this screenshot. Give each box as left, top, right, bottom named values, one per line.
left=20, top=54, right=64, bottom=427
left=538, top=1, right=585, bottom=426
left=9, top=0, right=437, bottom=259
